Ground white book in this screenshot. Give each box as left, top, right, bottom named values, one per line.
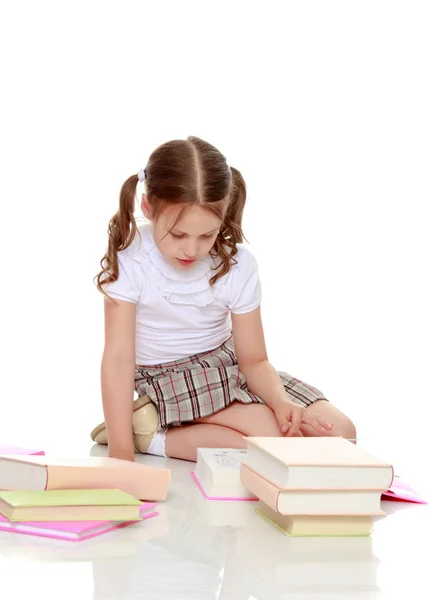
left=244, top=436, right=394, bottom=491
left=192, top=448, right=256, bottom=500
left=240, top=463, right=385, bottom=515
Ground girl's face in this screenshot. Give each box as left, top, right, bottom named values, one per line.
left=142, top=198, right=222, bottom=269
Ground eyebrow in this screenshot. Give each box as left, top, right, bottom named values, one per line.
left=170, top=227, right=219, bottom=235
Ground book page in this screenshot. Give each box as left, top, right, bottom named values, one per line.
left=212, top=450, right=247, bottom=469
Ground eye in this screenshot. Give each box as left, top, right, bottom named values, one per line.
left=201, top=232, right=216, bottom=239
left=170, top=232, right=185, bottom=239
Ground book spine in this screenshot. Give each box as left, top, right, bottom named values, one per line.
left=240, top=464, right=279, bottom=511
left=46, top=466, right=170, bottom=501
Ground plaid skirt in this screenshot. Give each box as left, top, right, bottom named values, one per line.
left=134, top=336, right=328, bottom=428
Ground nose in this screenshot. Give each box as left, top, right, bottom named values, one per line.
left=182, top=238, right=199, bottom=258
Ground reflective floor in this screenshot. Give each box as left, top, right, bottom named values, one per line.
left=0, top=436, right=427, bottom=600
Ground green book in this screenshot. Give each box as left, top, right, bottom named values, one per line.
left=0, top=489, right=142, bottom=522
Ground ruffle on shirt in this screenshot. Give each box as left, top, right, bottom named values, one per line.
left=138, top=224, right=226, bottom=307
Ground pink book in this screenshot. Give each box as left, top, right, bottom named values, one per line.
left=191, top=471, right=257, bottom=501
left=0, top=444, right=44, bottom=456
left=382, top=476, right=427, bottom=504
left=0, top=502, right=158, bottom=542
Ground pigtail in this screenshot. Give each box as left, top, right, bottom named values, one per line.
left=95, top=174, right=139, bottom=296
left=209, top=166, right=247, bottom=285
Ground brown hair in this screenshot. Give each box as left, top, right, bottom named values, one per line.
left=95, top=136, right=247, bottom=295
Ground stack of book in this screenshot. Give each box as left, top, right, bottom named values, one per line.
left=0, top=446, right=171, bottom=541
left=240, top=436, right=394, bottom=537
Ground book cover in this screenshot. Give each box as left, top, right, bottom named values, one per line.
left=244, top=436, right=394, bottom=490
left=0, top=444, right=44, bottom=456
left=0, top=455, right=170, bottom=501
left=255, top=501, right=374, bottom=537
left=0, top=502, right=158, bottom=542
left=382, top=476, right=427, bottom=504
left=191, top=471, right=257, bottom=501
left=245, top=436, right=391, bottom=467
left=240, top=463, right=385, bottom=516
left=0, top=489, right=142, bottom=521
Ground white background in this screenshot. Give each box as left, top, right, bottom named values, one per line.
left=0, top=0, right=426, bottom=452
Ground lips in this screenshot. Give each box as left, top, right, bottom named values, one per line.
left=177, top=258, right=196, bottom=265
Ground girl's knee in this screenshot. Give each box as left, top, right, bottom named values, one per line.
left=197, top=402, right=282, bottom=437
left=334, top=417, right=357, bottom=440
left=310, top=401, right=357, bottom=440
left=242, top=404, right=282, bottom=437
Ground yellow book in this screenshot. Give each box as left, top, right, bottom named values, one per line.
left=255, top=501, right=374, bottom=537
left=0, top=489, right=142, bottom=522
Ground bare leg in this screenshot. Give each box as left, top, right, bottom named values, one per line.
left=196, top=402, right=283, bottom=436
left=299, top=400, right=357, bottom=440
left=166, top=403, right=288, bottom=461
left=165, top=423, right=246, bottom=461
left=165, top=401, right=353, bottom=460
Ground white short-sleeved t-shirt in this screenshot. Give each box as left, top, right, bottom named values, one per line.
left=103, top=224, right=262, bottom=365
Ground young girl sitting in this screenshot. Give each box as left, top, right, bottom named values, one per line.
left=90, top=136, right=356, bottom=462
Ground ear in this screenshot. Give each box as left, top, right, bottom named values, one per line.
left=141, top=194, right=152, bottom=219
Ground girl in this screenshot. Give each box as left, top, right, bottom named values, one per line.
left=90, top=136, right=356, bottom=462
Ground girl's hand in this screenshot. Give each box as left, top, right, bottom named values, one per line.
left=274, top=401, right=334, bottom=436
left=108, top=448, right=135, bottom=462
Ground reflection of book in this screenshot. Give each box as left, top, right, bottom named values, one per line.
left=0, top=489, right=142, bottom=522
left=0, top=505, right=168, bottom=561
left=0, top=502, right=158, bottom=542
left=0, top=455, right=170, bottom=501
left=192, top=449, right=256, bottom=500
left=256, top=501, right=374, bottom=536
left=241, top=463, right=385, bottom=515
left=0, top=444, right=44, bottom=456
left=92, top=542, right=221, bottom=600
left=234, top=515, right=380, bottom=594
left=0, top=531, right=141, bottom=562
left=149, top=504, right=229, bottom=569
left=244, top=436, right=394, bottom=490
left=194, top=486, right=255, bottom=527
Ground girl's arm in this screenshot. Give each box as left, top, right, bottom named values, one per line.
left=101, top=297, right=137, bottom=461
left=231, top=307, right=332, bottom=436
